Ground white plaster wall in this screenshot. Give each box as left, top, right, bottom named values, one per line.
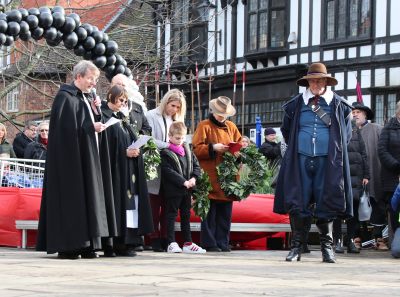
left=226, top=5, right=232, bottom=63
left=335, top=72, right=345, bottom=90
left=336, top=49, right=345, bottom=59
left=164, top=22, right=171, bottom=68
left=376, top=0, right=387, bottom=38
left=375, top=44, right=386, bottom=55
left=300, top=53, right=309, bottom=63
left=290, top=0, right=299, bottom=49
left=217, top=7, right=225, bottom=62
left=389, top=67, right=400, bottom=85
left=311, top=0, right=321, bottom=46
left=289, top=54, right=298, bottom=64
left=311, top=51, right=320, bottom=62
left=208, top=6, right=217, bottom=63
left=361, top=70, right=371, bottom=88
left=278, top=57, right=287, bottom=65
left=300, top=0, right=310, bottom=48
left=347, top=71, right=357, bottom=90
left=375, top=68, right=386, bottom=87
left=236, top=2, right=245, bottom=58
left=348, top=47, right=357, bottom=58
left=360, top=45, right=372, bottom=57
left=323, top=50, right=334, bottom=61
left=390, top=42, right=400, bottom=54
left=390, top=0, right=400, bottom=35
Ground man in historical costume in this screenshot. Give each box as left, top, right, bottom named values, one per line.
left=36, top=60, right=115, bottom=259
left=274, top=62, right=353, bottom=263
left=352, top=102, right=387, bottom=250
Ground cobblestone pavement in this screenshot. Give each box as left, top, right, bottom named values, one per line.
left=0, top=247, right=398, bottom=296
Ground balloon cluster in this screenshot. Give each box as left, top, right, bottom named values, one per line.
left=0, top=6, right=132, bottom=81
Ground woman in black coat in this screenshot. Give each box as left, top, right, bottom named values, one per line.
left=378, top=103, right=400, bottom=238
left=333, top=126, right=369, bottom=253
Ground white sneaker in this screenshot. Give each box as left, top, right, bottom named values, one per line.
left=167, top=242, right=182, bottom=253
left=182, top=242, right=206, bottom=254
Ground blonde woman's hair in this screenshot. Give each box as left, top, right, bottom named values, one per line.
left=168, top=121, right=187, bottom=136
left=0, top=123, right=7, bottom=141
left=158, top=89, right=186, bottom=121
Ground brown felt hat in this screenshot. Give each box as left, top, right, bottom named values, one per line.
left=297, top=62, right=338, bottom=87
left=209, top=96, right=236, bottom=117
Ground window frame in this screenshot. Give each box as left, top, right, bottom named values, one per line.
left=6, top=87, right=19, bottom=112
left=371, top=90, right=399, bottom=126
left=322, top=0, right=373, bottom=48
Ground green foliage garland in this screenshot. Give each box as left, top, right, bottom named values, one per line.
left=142, top=139, right=161, bottom=181
left=192, top=170, right=212, bottom=221
left=217, top=145, right=268, bottom=200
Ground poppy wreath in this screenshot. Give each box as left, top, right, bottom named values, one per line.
left=217, top=145, right=268, bottom=200
left=192, top=170, right=212, bottom=221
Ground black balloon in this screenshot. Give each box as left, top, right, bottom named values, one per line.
left=0, top=33, right=6, bottom=45
left=83, top=51, right=94, bottom=60
left=0, top=13, right=7, bottom=21
left=68, top=13, right=81, bottom=27
left=6, top=9, right=22, bottom=23
left=0, top=20, right=7, bottom=34
left=75, top=26, right=87, bottom=41
left=18, top=8, right=29, bottom=20
left=106, top=55, right=116, bottom=66
left=26, top=15, right=39, bottom=29
left=104, top=65, right=115, bottom=75
left=44, top=27, right=58, bottom=41
left=114, top=64, right=126, bottom=75
left=7, top=21, right=20, bottom=36
left=62, top=17, right=76, bottom=33
left=105, top=40, right=118, bottom=55
left=19, top=30, right=31, bottom=41
left=103, top=33, right=109, bottom=42
left=115, top=54, right=127, bottom=67
left=63, top=32, right=78, bottom=49
left=124, top=68, right=132, bottom=78
left=52, top=6, right=65, bottom=15
left=82, top=23, right=93, bottom=35
left=91, top=30, right=103, bottom=43
left=94, top=43, right=106, bottom=56
left=39, top=12, right=53, bottom=29
left=39, top=7, right=52, bottom=14
left=74, top=45, right=86, bottom=56
left=83, top=36, right=96, bottom=50
left=19, top=21, right=30, bottom=34
left=31, top=27, right=44, bottom=40
left=4, top=35, right=14, bottom=46
left=52, top=12, right=65, bottom=29
left=94, top=56, right=107, bottom=68
left=28, top=8, right=40, bottom=17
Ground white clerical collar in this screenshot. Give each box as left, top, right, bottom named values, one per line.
left=302, top=88, right=334, bottom=105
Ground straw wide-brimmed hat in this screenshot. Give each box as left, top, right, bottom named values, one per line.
left=297, top=62, right=338, bottom=87
left=352, top=102, right=374, bottom=120
left=209, top=96, right=236, bottom=117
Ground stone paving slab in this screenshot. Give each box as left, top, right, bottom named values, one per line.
left=0, top=247, right=398, bottom=296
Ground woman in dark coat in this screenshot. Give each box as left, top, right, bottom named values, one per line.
left=333, top=125, right=369, bottom=253
left=378, top=102, right=400, bottom=240
left=101, top=85, right=153, bottom=257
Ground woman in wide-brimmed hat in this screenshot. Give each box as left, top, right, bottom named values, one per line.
left=274, top=62, right=353, bottom=264
left=192, top=96, right=241, bottom=252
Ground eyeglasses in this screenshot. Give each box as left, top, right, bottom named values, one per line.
left=118, top=98, right=127, bottom=104
left=29, top=128, right=37, bottom=132
left=40, top=129, right=49, bottom=133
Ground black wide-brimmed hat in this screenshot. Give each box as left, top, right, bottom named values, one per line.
left=297, top=62, right=338, bottom=87
left=352, top=102, right=374, bottom=120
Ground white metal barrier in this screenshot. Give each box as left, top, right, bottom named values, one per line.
left=0, top=157, right=45, bottom=188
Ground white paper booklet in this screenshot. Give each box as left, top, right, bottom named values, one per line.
left=104, top=117, right=121, bottom=128
left=128, top=135, right=152, bottom=149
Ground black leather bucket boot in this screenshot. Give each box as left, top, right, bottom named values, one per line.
left=316, top=219, right=336, bottom=263
left=286, top=216, right=305, bottom=261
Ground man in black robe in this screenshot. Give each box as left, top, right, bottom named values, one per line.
left=36, top=60, right=114, bottom=259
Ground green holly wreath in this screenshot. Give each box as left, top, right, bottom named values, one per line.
left=216, top=145, right=268, bottom=200
left=192, top=170, right=212, bottom=221
left=142, top=139, right=161, bottom=181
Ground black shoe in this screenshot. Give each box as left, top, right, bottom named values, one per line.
left=220, top=247, right=231, bottom=252
left=58, top=252, right=80, bottom=260
left=103, top=250, right=117, bottom=257
left=206, top=247, right=222, bottom=252
left=81, top=251, right=99, bottom=259
left=302, top=244, right=311, bottom=253
left=143, top=245, right=153, bottom=251
left=334, top=240, right=345, bottom=254
left=347, top=240, right=360, bottom=254
left=286, top=248, right=301, bottom=262
left=115, top=248, right=137, bottom=257
left=151, top=238, right=166, bottom=252
left=133, top=245, right=144, bottom=252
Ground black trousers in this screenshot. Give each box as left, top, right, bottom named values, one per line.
left=200, top=200, right=233, bottom=250
left=166, top=194, right=192, bottom=244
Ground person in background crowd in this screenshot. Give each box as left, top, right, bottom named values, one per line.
left=240, top=136, right=251, bottom=148
left=333, top=120, right=369, bottom=254
left=126, top=78, right=148, bottom=113
left=24, top=121, right=49, bottom=161
left=13, top=121, right=37, bottom=158
left=390, top=184, right=400, bottom=258
left=101, top=85, right=154, bottom=257
left=161, top=121, right=205, bottom=254
left=192, top=96, right=241, bottom=252
left=146, top=89, right=187, bottom=252
left=259, top=128, right=281, bottom=166
left=0, top=123, right=16, bottom=158
left=274, top=62, right=353, bottom=263
left=378, top=101, right=400, bottom=249
left=36, top=60, right=113, bottom=260
left=352, top=102, right=387, bottom=250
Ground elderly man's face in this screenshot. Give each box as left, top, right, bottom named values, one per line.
left=308, top=78, right=327, bottom=96
left=75, top=69, right=99, bottom=93
left=352, top=109, right=367, bottom=127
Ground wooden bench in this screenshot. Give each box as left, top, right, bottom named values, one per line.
left=15, top=220, right=324, bottom=249
left=15, top=220, right=39, bottom=249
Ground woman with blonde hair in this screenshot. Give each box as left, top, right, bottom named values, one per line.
left=0, top=123, right=16, bottom=158
left=146, top=88, right=187, bottom=252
